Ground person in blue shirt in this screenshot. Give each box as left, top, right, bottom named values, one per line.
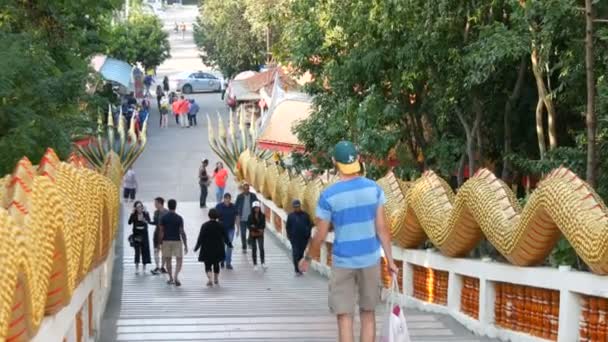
left=188, top=99, right=200, bottom=126
left=215, top=193, right=238, bottom=269
left=298, top=140, right=398, bottom=342
left=286, top=199, right=312, bottom=276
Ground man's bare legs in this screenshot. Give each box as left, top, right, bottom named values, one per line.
left=337, top=314, right=354, bottom=342
left=175, top=256, right=183, bottom=282
left=164, top=257, right=173, bottom=282
left=336, top=310, right=375, bottom=342
left=360, top=310, right=376, bottom=342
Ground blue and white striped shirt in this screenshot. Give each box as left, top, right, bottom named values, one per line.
left=316, top=177, right=386, bottom=269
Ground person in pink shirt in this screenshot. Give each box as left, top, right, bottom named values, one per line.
left=177, top=96, right=190, bottom=128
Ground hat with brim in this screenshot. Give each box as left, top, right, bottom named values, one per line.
left=334, top=140, right=360, bottom=174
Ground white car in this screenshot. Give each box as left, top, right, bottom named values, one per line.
left=168, top=71, right=223, bottom=94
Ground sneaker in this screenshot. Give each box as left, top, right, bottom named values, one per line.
left=226, top=265, right=233, bottom=270
left=206, top=281, right=213, bottom=287
left=253, top=265, right=259, bottom=271
left=151, top=268, right=160, bottom=275
left=262, top=264, right=268, bottom=270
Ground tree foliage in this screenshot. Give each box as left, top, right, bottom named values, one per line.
left=0, top=0, right=122, bottom=175
left=193, top=0, right=266, bottom=77
left=277, top=0, right=608, bottom=195
left=106, top=13, right=171, bottom=70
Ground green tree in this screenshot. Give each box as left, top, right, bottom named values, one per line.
left=0, top=0, right=122, bottom=175
left=106, top=14, right=171, bottom=70
left=193, top=0, right=266, bottom=77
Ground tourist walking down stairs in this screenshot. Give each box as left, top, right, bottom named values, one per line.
left=247, top=201, right=266, bottom=271
left=236, top=182, right=258, bottom=253
left=150, top=197, right=169, bottom=275
left=128, top=201, right=152, bottom=274
left=215, top=193, right=238, bottom=269
left=194, top=208, right=233, bottom=287
left=159, top=199, right=188, bottom=287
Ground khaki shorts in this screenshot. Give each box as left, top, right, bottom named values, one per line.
left=162, top=240, right=183, bottom=258
left=328, top=263, right=381, bottom=314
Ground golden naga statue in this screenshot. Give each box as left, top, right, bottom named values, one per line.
left=240, top=150, right=608, bottom=275
left=0, top=148, right=122, bottom=341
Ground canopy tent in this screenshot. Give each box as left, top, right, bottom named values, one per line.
left=257, top=97, right=311, bottom=152
left=234, top=70, right=258, bottom=80
left=90, top=54, right=134, bottom=89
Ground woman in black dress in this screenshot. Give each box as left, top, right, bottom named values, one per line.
left=128, top=201, right=152, bottom=274
left=247, top=201, right=266, bottom=271
left=194, top=208, right=233, bottom=287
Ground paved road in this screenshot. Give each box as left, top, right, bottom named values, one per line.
left=100, top=5, right=495, bottom=342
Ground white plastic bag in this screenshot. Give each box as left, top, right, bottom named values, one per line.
left=379, top=277, right=410, bottom=342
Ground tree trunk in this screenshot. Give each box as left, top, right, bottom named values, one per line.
left=456, top=100, right=483, bottom=179
left=531, top=47, right=558, bottom=150
left=457, top=152, right=466, bottom=187
left=502, top=58, right=527, bottom=182
left=470, top=99, right=483, bottom=176
left=585, top=0, right=597, bottom=188
left=535, top=97, right=547, bottom=160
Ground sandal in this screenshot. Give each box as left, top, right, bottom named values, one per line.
left=175, top=280, right=182, bottom=287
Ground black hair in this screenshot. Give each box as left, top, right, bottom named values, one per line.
left=154, top=197, right=165, bottom=205
left=133, top=200, right=143, bottom=208
left=168, top=199, right=177, bottom=210
left=208, top=208, right=219, bottom=220
left=224, top=193, right=231, bottom=198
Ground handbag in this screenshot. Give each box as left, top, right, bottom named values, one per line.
left=379, top=276, right=411, bottom=342
left=128, top=234, right=143, bottom=247
left=249, top=228, right=263, bottom=238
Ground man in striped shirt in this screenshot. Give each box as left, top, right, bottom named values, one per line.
left=299, top=140, right=398, bottom=342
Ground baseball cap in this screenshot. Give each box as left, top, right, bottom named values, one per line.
left=333, top=140, right=360, bottom=174
left=292, top=199, right=301, bottom=208
left=252, top=201, right=261, bottom=208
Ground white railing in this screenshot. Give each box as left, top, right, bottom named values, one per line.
left=255, top=190, right=608, bottom=342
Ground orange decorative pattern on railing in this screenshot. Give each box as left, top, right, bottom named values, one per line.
left=394, top=260, right=403, bottom=292
left=495, top=283, right=559, bottom=340
left=264, top=206, right=271, bottom=222
left=272, top=212, right=282, bottom=233
left=460, top=276, right=479, bottom=319
left=412, top=265, right=448, bottom=305
left=580, top=295, right=608, bottom=342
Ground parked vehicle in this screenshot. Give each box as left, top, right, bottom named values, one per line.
left=168, top=71, right=223, bottom=94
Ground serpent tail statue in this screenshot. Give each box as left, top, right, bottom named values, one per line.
left=241, top=150, right=608, bottom=275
